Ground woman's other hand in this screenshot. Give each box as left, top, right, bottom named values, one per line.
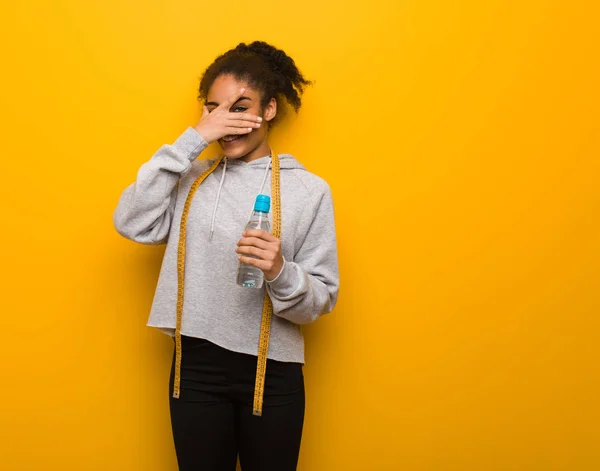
left=236, top=229, right=284, bottom=281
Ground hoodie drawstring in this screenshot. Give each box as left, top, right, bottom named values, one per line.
left=210, top=156, right=273, bottom=241
left=258, top=157, right=272, bottom=194
left=209, top=157, right=228, bottom=241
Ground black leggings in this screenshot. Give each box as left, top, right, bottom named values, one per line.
left=169, top=335, right=305, bottom=471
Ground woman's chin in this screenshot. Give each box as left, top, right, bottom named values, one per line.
left=219, top=135, right=250, bottom=159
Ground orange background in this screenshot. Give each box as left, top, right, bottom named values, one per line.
left=1, top=0, right=599, bottom=470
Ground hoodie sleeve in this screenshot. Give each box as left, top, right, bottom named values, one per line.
left=266, top=184, right=340, bottom=324
left=113, top=127, right=209, bottom=245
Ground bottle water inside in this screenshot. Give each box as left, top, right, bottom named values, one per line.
left=237, top=194, right=271, bottom=289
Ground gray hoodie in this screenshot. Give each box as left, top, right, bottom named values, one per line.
left=113, top=127, right=339, bottom=363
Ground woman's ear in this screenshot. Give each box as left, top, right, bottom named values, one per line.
left=264, top=97, right=277, bottom=122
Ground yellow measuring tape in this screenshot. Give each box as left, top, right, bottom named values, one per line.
left=172, top=151, right=281, bottom=418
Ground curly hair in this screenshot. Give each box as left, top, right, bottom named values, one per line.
left=198, top=41, right=312, bottom=122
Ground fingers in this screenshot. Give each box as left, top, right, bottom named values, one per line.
left=237, top=236, right=270, bottom=250
left=225, top=127, right=255, bottom=135
left=202, top=106, right=210, bottom=118
left=226, top=112, right=262, bottom=129
left=236, top=245, right=272, bottom=260
left=242, top=230, right=278, bottom=242
left=220, top=88, right=246, bottom=109
left=226, top=119, right=262, bottom=129
left=236, top=232, right=282, bottom=278
left=238, top=255, right=269, bottom=271
left=228, top=112, right=263, bottom=124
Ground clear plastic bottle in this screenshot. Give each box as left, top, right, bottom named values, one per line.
left=237, top=194, right=271, bottom=289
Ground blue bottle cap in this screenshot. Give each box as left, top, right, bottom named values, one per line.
left=254, top=194, right=270, bottom=213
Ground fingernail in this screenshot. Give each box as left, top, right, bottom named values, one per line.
left=248, top=128, right=252, bottom=131
left=257, top=117, right=263, bottom=122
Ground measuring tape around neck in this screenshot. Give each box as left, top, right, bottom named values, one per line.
left=172, top=151, right=281, bottom=418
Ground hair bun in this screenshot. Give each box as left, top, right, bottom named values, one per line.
left=245, top=41, right=290, bottom=73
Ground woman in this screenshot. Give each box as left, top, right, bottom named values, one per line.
left=113, top=41, right=339, bottom=471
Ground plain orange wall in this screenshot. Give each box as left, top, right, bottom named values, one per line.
left=1, top=1, right=599, bottom=470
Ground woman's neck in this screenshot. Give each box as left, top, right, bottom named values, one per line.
left=239, top=139, right=271, bottom=163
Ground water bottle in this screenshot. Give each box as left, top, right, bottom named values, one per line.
left=237, top=194, right=271, bottom=289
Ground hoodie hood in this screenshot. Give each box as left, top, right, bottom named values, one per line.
left=220, top=153, right=306, bottom=170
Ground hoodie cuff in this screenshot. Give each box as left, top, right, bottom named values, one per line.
left=266, top=256, right=286, bottom=283
left=173, top=127, right=209, bottom=162
left=266, top=257, right=301, bottom=298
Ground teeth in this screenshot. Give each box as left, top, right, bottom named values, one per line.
left=222, top=135, right=241, bottom=142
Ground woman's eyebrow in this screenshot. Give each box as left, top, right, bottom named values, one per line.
left=205, top=96, right=252, bottom=107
